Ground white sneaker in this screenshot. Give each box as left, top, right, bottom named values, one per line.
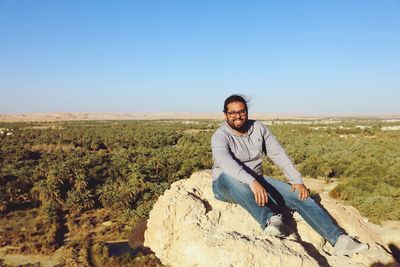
left=264, top=214, right=284, bottom=237
left=334, top=235, right=369, bottom=256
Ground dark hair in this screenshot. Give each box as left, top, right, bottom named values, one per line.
left=223, top=94, right=248, bottom=113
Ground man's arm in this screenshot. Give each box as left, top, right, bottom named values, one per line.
left=262, top=125, right=303, bottom=184
left=262, top=124, right=309, bottom=200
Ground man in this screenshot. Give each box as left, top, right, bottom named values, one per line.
left=211, top=94, right=369, bottom=256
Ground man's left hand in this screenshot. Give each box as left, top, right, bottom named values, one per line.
left=290, top=184, right=309, bottom=201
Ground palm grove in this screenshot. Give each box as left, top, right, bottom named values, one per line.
left=0, top=119, right=399, bottom=265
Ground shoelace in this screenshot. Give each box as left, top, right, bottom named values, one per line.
left=339, top=234, right=364, bottom=246
left=346, top=235, right=360, bottom=241
left=268, top=213, right=283, bottom=224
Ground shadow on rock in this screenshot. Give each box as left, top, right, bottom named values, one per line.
left=389, top=243, right=400, bottom=263
left=281, top=210, right=330, bottom=267
left=106, top=241, right=152, bottom=258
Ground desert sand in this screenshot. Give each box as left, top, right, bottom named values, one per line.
left=1, top=112, right=400, bottom=122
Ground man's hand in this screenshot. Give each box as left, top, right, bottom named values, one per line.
left=250, top=180, right=268, bottom=206
left=290, top=184, right=309, bottom=201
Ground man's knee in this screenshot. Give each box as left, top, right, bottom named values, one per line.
left=228, top=176, right=252, bottom=193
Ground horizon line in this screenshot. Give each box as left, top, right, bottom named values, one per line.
left=1, top=112, right=400, bottom=122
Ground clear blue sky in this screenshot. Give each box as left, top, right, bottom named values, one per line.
left=1, top=0, right=399, bottom=115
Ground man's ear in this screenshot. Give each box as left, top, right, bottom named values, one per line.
left=223, top=113, right=228, bottom=120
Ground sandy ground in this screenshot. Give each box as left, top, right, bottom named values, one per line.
left=367, top=220, right=400, bottom=247
left=0, top=246, right=64, bottom=267
left=1, top=112, right=400, bottom=122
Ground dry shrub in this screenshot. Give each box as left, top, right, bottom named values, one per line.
left=31, top=143, right=76, bottom=153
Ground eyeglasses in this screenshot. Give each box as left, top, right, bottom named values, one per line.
left=226, top=109, right=247, bottom=117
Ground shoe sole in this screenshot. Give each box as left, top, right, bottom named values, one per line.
left=334, top=244, right=369, bottom=256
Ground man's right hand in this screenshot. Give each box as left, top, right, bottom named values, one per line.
left=250, top=180, right=268, bottom=206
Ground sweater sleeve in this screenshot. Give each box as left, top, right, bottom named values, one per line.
left=262, top=125, right=303, bottom=184
left=211, top=132, right=255, bottom=185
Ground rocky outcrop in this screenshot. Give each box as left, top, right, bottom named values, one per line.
left=144, top=171, right=395, bottom=267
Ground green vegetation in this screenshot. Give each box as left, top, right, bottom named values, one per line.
left=0, top=119, right=399, bottom=264
left=265, top=120, right=400, bottom=223
left=0, top=120, right=213, bottom=265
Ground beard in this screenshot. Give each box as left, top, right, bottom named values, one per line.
left=227, top=117, right=248, bottom=132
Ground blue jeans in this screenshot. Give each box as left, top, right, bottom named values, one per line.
left=212, top=172, right=343, bottom=245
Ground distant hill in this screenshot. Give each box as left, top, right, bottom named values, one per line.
left=1, top=112, right=399, bottom=122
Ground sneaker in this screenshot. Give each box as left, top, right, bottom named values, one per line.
left=334, top=235, right=369, bottom=256
left=264, top=214, right=284, bottom=237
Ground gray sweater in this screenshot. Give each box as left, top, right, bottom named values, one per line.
left=211, top=120, right=303, bottom=185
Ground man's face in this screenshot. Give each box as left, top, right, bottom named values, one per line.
left=225, top=101, right=248, bottom=132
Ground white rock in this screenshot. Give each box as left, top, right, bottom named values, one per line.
left=144, top=171, right=394, bottom=267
